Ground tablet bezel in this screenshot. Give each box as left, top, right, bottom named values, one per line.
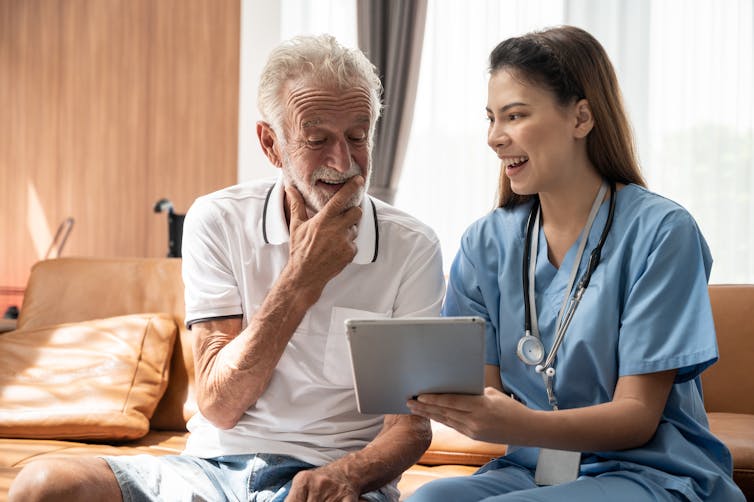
left=345, top=316, right=486, bottom=414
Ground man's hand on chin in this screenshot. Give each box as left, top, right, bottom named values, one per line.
left=284, top=176, right=364, bottom=301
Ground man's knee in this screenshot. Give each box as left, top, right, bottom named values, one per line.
left=9, top=457, right=120, bottom=502
left=9, top=459, right=65, bottom=501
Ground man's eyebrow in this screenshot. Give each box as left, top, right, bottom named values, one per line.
left=302, top=115, right=371, bottom=128
left=302, top=118, right=323, bottom=128
left=485, top=102, right=528, bottom=114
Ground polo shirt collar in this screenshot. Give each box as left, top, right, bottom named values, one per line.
left=262, top=176, right=378, bottom=264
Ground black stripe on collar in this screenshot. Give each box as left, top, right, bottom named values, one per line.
left=262, top=183, right=275, bottom=244
left=370, top=196, right=379, bottom=263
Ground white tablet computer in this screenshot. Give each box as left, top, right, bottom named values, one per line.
left=345, top=316, right=485, bottom=414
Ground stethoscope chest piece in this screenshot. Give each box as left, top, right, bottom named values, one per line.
left=517, top=334, right=545, bottom=365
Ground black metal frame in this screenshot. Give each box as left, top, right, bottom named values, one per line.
left=153, top=199, right=185, bottom=258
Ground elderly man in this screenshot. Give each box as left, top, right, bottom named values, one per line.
left=9, top=34, right=444, bottom=502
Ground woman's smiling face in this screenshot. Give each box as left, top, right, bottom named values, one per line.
left=486, top=69, right=586, bottom=197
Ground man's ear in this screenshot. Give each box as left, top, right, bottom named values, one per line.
left=257, top=121, right=284, bottom=168
left=573, top=99, right=594, bottom=139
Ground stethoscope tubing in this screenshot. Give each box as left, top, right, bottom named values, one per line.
left=521, top=180, right=617, bottom=368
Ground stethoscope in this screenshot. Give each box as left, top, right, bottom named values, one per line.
left=516, top=179, right=616, bottom=409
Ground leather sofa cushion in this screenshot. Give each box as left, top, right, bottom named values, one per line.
left=0, top=431, right=190, bottom=469
left=419, top=421, right=507, bottom=466
left=17, top=258, right=196, bottom=432
left=0, top=314, right=176, bottom=441
left=398, top=464, right=478, bottom=500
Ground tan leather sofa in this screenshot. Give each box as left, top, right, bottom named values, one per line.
left=0, top=257, right=751, bottom=501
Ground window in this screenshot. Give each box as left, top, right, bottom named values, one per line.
left=644, top=0, right=753, bottom=283
left=280, top=0, right=357, bottom=45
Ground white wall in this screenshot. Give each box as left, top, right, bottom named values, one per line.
left=237, top=0, right=282, bottom=182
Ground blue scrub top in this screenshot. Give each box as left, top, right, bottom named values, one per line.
left=443, top=184, right=743, bottom=501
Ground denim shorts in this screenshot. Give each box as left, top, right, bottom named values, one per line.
left=103, top=453, right=394, bottom=502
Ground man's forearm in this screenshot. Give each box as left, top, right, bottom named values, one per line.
left=329, top=415, right=431, bottom=494
left=195, top=266, right=321, bottom=428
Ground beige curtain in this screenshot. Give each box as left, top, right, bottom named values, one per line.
left=357, top=0, right=428, bottom=204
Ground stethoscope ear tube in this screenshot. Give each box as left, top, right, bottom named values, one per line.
left=581, top=182, right=616, bottom=290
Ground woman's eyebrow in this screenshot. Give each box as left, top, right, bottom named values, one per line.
left=486, top=102, right=528, bottom=114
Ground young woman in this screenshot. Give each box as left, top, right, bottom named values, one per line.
left=406, top=26, right=744, bottom=502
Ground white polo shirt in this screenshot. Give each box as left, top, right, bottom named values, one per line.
left=181, top=176, right=445, bottom=466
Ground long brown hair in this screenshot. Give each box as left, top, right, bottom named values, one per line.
left=489, top=26, right=645, bottom=208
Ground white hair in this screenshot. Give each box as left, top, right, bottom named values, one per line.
left=257, top=34, right=383, bottom=148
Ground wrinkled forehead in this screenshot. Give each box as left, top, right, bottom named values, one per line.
left=282, top=78, right=373, bottom=130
